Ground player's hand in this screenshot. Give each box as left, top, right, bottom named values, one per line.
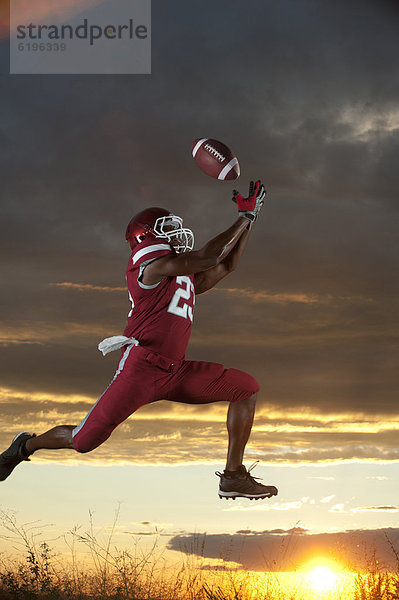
left=232, top=180, right=266, bottom=223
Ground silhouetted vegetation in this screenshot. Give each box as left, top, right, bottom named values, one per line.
left=0, top=510, right=397, bottom=600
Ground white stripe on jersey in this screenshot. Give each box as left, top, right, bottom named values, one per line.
left=132, top=243, right=172, bottom=265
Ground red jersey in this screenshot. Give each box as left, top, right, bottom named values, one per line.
left=123, top=240, right=195, bottom=360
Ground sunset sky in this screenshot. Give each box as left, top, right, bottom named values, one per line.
left=0, top=0, right=398, bottom=574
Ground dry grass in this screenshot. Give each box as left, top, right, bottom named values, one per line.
left=0, top=509, right=398, bottom=600
left=352, top=537, right=399, bottom=600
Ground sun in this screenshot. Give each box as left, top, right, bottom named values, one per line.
left=306, top=565, right=341, bottom=594
left=299, top=558, right=344, bottom=595
left=308, top=565, right=339, bottom=593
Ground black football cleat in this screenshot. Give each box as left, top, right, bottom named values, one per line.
left=0, top=432, right=36, bottom=481
left=216, top=461, right=278, bottom=500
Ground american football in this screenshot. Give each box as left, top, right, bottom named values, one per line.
left=192, top=138, right=240, bottom=180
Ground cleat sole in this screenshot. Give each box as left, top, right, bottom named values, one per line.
left=218, top=491, right=277, bottom=499
left=219, top=493, right=276, bottom=500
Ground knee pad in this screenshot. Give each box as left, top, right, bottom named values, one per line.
left=226, top=368, right=260, bottom=402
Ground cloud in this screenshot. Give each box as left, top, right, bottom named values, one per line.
left=213, top=288, right=324, bottom=305
left=8, top=0, right=105, bottom=32
left=225, top=501, right=303, bottom=513
left=236, top=527, right=309, bottom=535
left=0, top=1, right=9, bottom=40
left=225, top=497, right=317, bottom=513
left=0, top=321, right=111, bottom=346
left=167, top=528, right=399, bottom=572
left=2, top=0, right=107, bottom=41
left=49, top=282, right=125, bottom=292
left=213, top=287, right=373, bottom=306
left=1, top=1, right=398, bottom=467
left=334, top=105, right=399, bottom=142
left=320, top=495, right=336, bottom=504
left=352, top=506, right=399, bottom=513
left=124, top=530, right=158, bottom=536
left=0, top=386, right=398, bottom=466
left=50, top=281, right=370, bottom=306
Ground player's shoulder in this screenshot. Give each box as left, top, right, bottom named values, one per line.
left=128, top=239, right=174, bottom=270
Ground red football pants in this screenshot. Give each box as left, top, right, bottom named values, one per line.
left=72, top=344, right=259, bottom=453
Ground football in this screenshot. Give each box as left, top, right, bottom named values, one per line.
left=192, top=138, right=240, bottom=180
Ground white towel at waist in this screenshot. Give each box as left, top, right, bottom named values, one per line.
left=98, top=335, right=139, bottom=356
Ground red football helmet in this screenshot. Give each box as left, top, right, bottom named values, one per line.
left=125, top=207, right=194, bottom=253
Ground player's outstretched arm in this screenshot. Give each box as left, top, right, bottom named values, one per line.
left=142, top=180, right=266, bottom=287
left=141, top=217, right=250, bottom=286
left=193, top=180, right=266, bottom=294
left=194, top=225, right=251, bottom=295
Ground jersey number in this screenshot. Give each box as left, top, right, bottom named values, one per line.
left=167, top=276, right=195, bottom=322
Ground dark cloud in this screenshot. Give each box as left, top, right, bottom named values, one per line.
left=0, top=385, right=397, bottom=464
left=167, top=528, right=399, bottom=572
left=0, top=1, right=398, bottom=462
left=0, top=281, right=398, bottom=417
left=354, top=506, right=399, bottom=512
left=236, top=527, right=309, bottom=535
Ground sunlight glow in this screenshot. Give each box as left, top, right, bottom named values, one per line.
left=299, top=558, right=347, bottom=597
left=308, top=565, right=339, bottom=592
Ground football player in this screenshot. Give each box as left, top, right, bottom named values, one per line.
left=0, top=181, right=278, bottom=500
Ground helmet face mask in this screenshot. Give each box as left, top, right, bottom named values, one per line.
left=153, top=215, right=194, bottom=253
left=125, top=207, right=194, bottom=253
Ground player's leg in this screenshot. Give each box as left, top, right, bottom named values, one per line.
left=0, top=427, right=76, bottom=482
left=0, top=344, right=153, bottom=481
left=225, top=393, right=256, bottom=471
left=169, top=361, right=259, bottom=471
left=167, top=360, right=258, bottom=469
left=71, top=345, right=154, bottom=453
left=166, top=360, right=277, bottom=500
left=26, top=425, right=75, bottom=452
